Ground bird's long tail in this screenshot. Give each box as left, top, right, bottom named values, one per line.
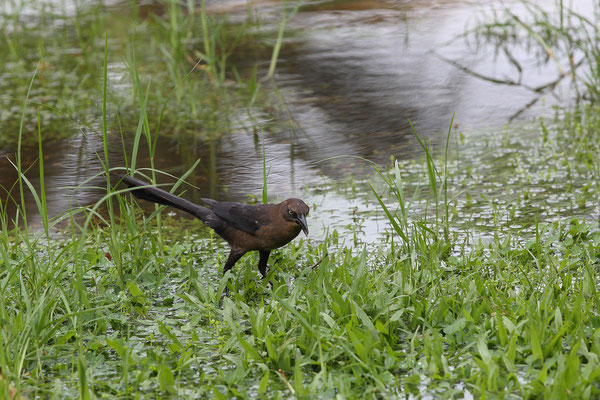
left=118, top=175, right=212, bottom=221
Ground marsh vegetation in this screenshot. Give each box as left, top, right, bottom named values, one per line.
left=3, top=0, right=600, bottom=398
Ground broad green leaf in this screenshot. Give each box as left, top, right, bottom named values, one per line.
left=477, top=336, right=493, bottom=367
left=444, top=317, right=466, bottom=335
left=496, top=313, right=507, bottom=346
left=237, top=335, right=262, bottom=361
left=158, top=365, right=175, bottom=393
left=258, top=370, right=270, bottom=394
left=530, top=325, right=543, bottom=361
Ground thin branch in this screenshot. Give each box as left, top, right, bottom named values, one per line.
left=434, top=52, right=521, bottom=86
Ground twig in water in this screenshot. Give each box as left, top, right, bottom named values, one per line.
left=311, top=258, right=323, bottom=270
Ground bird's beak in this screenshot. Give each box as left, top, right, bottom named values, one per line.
left=296, top=214, right=309, bottom=236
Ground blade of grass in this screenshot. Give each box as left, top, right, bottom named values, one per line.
left=17, top=61, right=40, bottom=226
left=36, top=108, right=48, bottom=239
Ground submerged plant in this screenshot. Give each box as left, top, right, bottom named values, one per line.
left=438, top=0, right=600, bottom=118
left=0, top=0, right=277, bottom=150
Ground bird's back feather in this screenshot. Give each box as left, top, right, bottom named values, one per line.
left=201, top=198, right=272, bottom=235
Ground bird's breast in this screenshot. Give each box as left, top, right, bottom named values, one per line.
left=225, top=220, right=301, bottom=251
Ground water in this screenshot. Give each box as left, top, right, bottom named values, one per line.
left=0, top=0, right=593, bottom=236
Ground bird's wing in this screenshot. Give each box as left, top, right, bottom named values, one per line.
left=201, top=199, right=271, bottom=235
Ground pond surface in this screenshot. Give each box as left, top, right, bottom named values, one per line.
left=0, top=0, right=592, bottom=236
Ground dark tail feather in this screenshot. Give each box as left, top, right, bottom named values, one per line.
left=119, top=175, right=211, bottom=221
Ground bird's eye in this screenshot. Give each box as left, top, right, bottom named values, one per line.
left=288, top=210, right=294, bottom=215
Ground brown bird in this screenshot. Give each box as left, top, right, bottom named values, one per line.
left=118, top=175, right=309, bottom=283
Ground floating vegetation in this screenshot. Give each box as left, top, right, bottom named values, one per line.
left=0, top=0, right=274, bottom=149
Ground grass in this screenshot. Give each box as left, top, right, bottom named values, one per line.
left=3, top=153, right=600, bottom=398
left=4, top=84, right=600, bottom=397
left=449, top=0, right=600, bottom=118
left=0, top=0, right=275, bottom=150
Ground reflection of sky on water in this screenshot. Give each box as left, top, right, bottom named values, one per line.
left=0, top=0, right=596, bottom=238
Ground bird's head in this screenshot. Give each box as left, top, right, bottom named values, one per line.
left=282, top=198, right=309, bottom=236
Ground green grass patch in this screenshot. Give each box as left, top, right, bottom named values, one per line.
left=3, top=192, right=600, bottom=397
left=3, top=103, right=600, bottom=397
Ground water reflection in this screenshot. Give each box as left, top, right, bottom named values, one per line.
left=0, top=131, right=105, bottom=229
left=0, top=0, right=590, bottom=236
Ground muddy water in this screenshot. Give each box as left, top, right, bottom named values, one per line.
left=0, top=0, right=586, bottom=233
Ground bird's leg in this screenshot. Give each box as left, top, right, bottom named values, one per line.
left=222, top=249, right=245, bottom=295
left=258, top=250, right=273, bottom=288
left=223, top=249, right=244, bottom=275
left=258, top=250, right=271, bottom=278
